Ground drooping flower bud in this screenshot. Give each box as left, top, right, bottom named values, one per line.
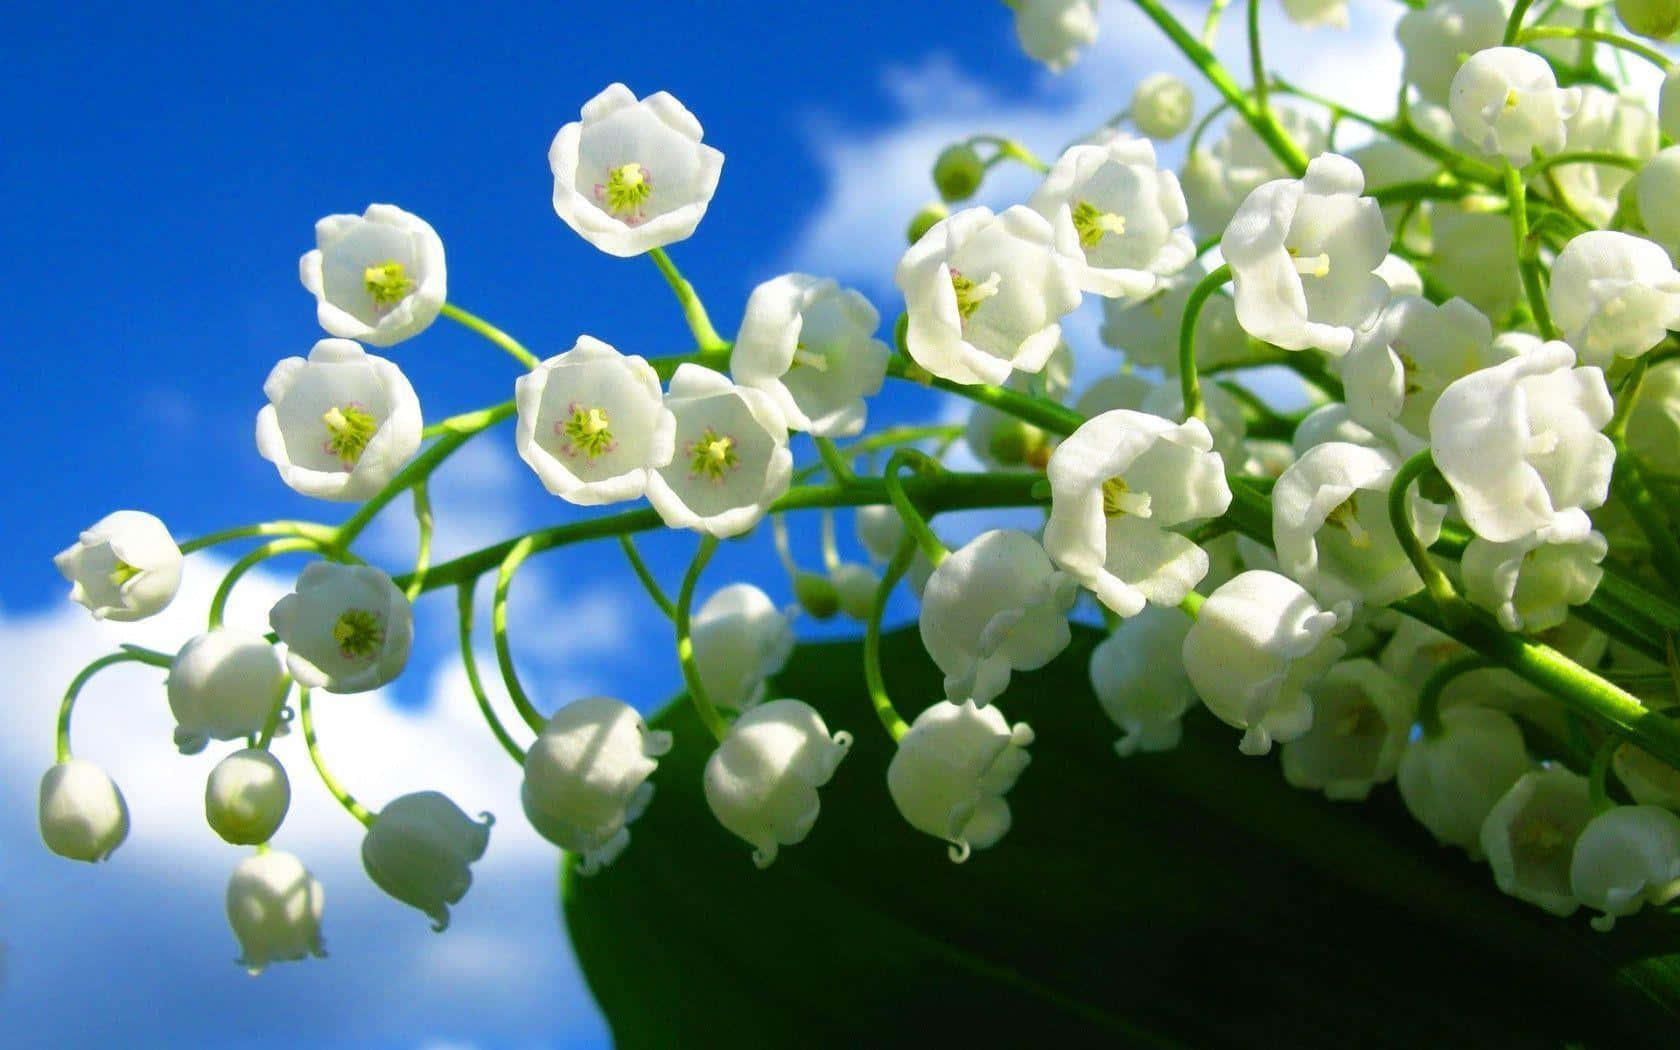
left=225, top=850, right=326, bottom=975
left=887, top=700, right=1033, bottom=861
left=933, top=143, right=985, bottom=202
left=1011, top=0, right=1100, bottom=71
left=1397, top=706, right=1532, bottom=860
left=1617, top=0, right=1680, bottom=39
left=1570, top=804, right=1680, bottom=931
left=1131, top=73, right=1193, bottom=140
left=703, top=699, right=851, bottom=868
left=362, top=791, right=492, bottom=931
left=168, top=630, right=287, bottom=755
left=39, top=759, right=129, bottom=863
left=1088, top=605, right=1197, bottom=756
left=205, top=749, right=290, bottom=846
left=693, top=583, right=796, bottom=709
left=1480, top=767, right=1594, bottom=917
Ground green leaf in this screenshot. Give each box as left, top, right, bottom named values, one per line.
left=564, top=626, right=1680, bottom=1048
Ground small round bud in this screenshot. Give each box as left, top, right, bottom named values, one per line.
left=830, top=563, right=880, bottom=621
left=205, top=749, right=291, bottom=846
left=1618, top=0, right=1680, bottom=39
left=793, top=571, right=840, bottom=620
left=226, top=850, right=326, bottom=974
left=906, top=201, right=949, bottom=244
left=1131, top=73, right=1194, bottom=139
left=39, top=759, right=129, bottom=862
left=984, top=418, right=1047, bottom=467
left=932, top=143, right=984, bottom=202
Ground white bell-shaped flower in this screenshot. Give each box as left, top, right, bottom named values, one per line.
left=268, top=562, right=414, bottom=694
left=920, top=529, right=1078, bottom=706
left=1480, top=766, right=1594, bottom=917
left=548, top=83, right=725, bottom=257
left=1182, top=108, right=1329, bottom=240
left=255, top=338, right=423, bottom=502
left=1430, top=205, right=1523, bottom=319
left=38, top=759, right=129, bottom=862
left=1397, top=705, right=1532, bottom=860
left=703, top=699, right=852, bottom=868
left=1548, top=231, right=1680, bottom=367
left=1292, top=402, right=1380, bottom=455
left=1461, top=529, right=1607, bottom=633
left=1629, top=359, right=1680, bottom=476
left=1570, top=805, right=1680, bottom=931
left=855, top=504, right=906, bottom=564
left=1282, top=0, right=1348, bottom=27
left=1614, top=744, right=1680, bottom=812
left=298, top=203, right=445, bottom=347
left=167, top=630, right=287, bottom=755
left=521, top=697, right=673, bottom=874
left=1272, top=441, right=1448, bottom=609
left=1131, top=73, right=1193, bottom=140
left=1044, top=410, right=1232, bottom=618
left=1088, top=605, right=1197, bottom=756
left=887, top=700, right=1034, bottom=862
left=894, top=205, right=1083, bottom=385
left=1029, top=137, right=1195, bottom=300
left=1182, top=570, right=1348, bottom=756
left=514, top=335, right=675, bottom=505
left=362, top=790, right=492, bottom=931
left=646, top=365, right=792, bottom=538
left=1221, top=152, right=1391, bottom=356
left=1429, top=341, right=1615, bottom=544
left=1012, top=0, right=1099, bottom=71
left=1397, top=0, right=1508, bottom=106
left=205, top=749, right=290, bottom=846
left=1281, top=658, right=1415, bottom=801
left=1099, top=261, right=1249, bottom=373
left=1139, top=382, right=1249, bottom=466
left=1074, top=371, right=1154, bottom=418
left=1636, top=147, right=1680, bottom=248
left=693, top=583, right=795, bottom=710
left=1449, top=47, right=1582, bottom=163
left=830, top=563, right=880, bottom=622
left=1373, top=253, right=1425, bottom=297
left=225, top=850, right=326, bottom=975
left=1549, top=86, right=1657, bottom=228
left=730, top=274, right=890, bottom=437
left=1341, top=296, right=1506, bottom=452
left=54, top=510, right=182, bottom=622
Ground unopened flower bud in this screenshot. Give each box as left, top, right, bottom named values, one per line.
left=205, top=749, right=290, bottom=846
left=933, top=144, right=985, bottom=202
left=1617, top=0, right=1680, bottom=39
left=887, top=700, right=1033, bottom=861
left=168, top=630, right=287, bottom=755
left=226, top=850, right=326, bottom=975
left=793, top=571, right=841, bottom=620
left=830, top=563, right=880, bottom=621
left=704, top=699, right=851, bottom=867
left=1131, top=73, right=1194, bottom=140
left=362, top=791, right=492, bottom=931
left=39, top=759, right=129, bottom=862
left=907, top=201, right=949, bottom=245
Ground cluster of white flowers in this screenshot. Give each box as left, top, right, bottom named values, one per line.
left=40, top=0, right=1680, bottom=980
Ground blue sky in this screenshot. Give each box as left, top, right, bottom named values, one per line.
left=0, top=2, right=1404, bottom=1047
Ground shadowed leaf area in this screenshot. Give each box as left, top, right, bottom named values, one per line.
left=564, top=625, right=1680, bottom=1049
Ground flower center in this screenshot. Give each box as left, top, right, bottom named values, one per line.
left=689, top=428, right=739, bottom=481
left=949, top=268, right=1001, bottom=326
left=108, top=560, right=142, bottom=589
left=1504, top=88, right=1521, bottom=110
left=1324, top=494, right=1373, bottom=549
left=333, top=608, right=384, bottom=660
left=364, top=260, right=414, bottom=309
left=792, top=342, right=830, bottom=373
left=1397, top=351, right=1424, bottom=397
left=1101, top=476, right=1152, bottom=518
left=1334, top=702, right=1379, bottom=738
left=1514, top=815, right=1568, bottom=852
left=598, top=162, right=653, bottom=223
left=1287, top=245, right=1331, bottom=278
left=559, top=404, right=615, bottom=460
left=1071, top=200, right=1127, bottom=251
left=322, top=403, right=378, bottom=468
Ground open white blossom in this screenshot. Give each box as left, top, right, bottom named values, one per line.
left=1340, top=296, right=1504, bottom=452
left=38, top=759, right=129, bottom=863
left=1397, top=0, right=1508, bottom=106
left=1183, top=570, right=1348, bottom=756
left=895, top=205, right=1083, bottom=385
left=920, top=529, right=1078, bottom=706
left=703, top=699, right=852, bottom=868
left=1461, top=530, right=1608, bottom=633
left=1549, top=86, right=1657, bottom=229
left=730, top=274, right=889, bottom=437
left=1481, top=767, right=1594, bottom=917
left=1139, top=382, right=1249, bottom=465
left=521, top=697, right=673, bottom=875
left=205, top=749, right=290, bottom=846
left=298, top=204, right=445, bottom=347
left=1012, top=0, right=1099, bottom=71
left=1449, top=47, right=1581, bottom=163
left=1088, top=605, right=1197, bottom=756
left=255, top=338, right=423, bottom=502
left=1029, top=137, right=1195, bottom=299
left=1280, top=659, right=1414, bottom=802
left=362, top=791, right=492, bottom=931
left=549, top=83, right=724, bottom=257
left=167, top=630, right=287, bottom=755
left=1182, top=108, right=1328, bottom=240
left=887, top=700, right=1033, bottom=862
left=1043, top=409, right=1231, bottom=618
left=1570, top=805, right=1680, bottom=931
left=692, top=583, right=795, bottom=710
left=226, top=850, right=326, bottom=975
left=54, top=510, right=182, bottom=622
left=514, top=336, right=675, bottom=505
left=1292, top=402, right=1380, bottom=455
left=1221, top=152, right=1390, bottom=356
left=646, top=364, right=792, bottom=538
left=1429, top=341, right=1614, bottom=544
left=1131, top=73, right=1193, bottom=139
left=1548, top=231, right=1680, bottom=367
left=1397, top=706, right=1532, bottom=860
left=268, top=562, right=414, bottom=694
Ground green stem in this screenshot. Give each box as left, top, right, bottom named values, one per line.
left=493, top=536, right=550, bottom=733
left=1246, top=0, right=1268, bottom=115
left=253, top=674, right=292, bottom=751
left=405, top=481, right=433, bottom=602
left=208, top=538, right=325, bottom=631
left=457, top=581, right=527, bottom=764
left=1505, top=163, right=1557, bottom=340
left=674, top=535, right=730, bottom=743
left=886, top=357, right=1082, bottom=436
left=298, top=688, right=375, bottom=828
left=1519, top=26, right=1676, bottom=72
left=1613, top=452, right=1680, bottom=587
left=1271, top=80, right=1502, bottom=187
left=1201, top=0, right=1232, bottom=44
left=865, top=538, right=916, bottom=742
left=1588, top=735, right=1618, bottom=812
left=618, top=534, right=676, bottom=620
left=1505, top=0, right=1537, bottom=45
left=1180, top=264, right=1233, bottom=423
left=814, top=436, right=856, bottom=483
left=439, top=302, right=540, bottom=370
left=884, top=449, right=951, bottom=567
left=648, top=247, right=727, bottom=352
left=1416, top=655, right=1494, bottom=738
left=1526, top=150, right=1645, bottom=177
left=56, top=652, right=151, bottom=763
left=178, top=521, right=337, bottom=555
left=1179, top=590, right=1206, bottom=619
left=1389, top=450, right=1462, bottom=614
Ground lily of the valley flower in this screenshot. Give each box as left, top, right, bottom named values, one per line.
left=1449, top=47, right=1582, bottom=163
left=1131, top=73, right=1193, bottom=140
left=361, top=791, right=493, bottom=931
left=1280, top=658, right=1415, bottom=801
left=54, top=510, right=182, bottom=622
left=1181, top=108, right=1328, bottom=241
left=1570, top=804, right=1680, bottom=931
left=646, top=365, right=792, bottom=538
left=38, top=759, right=129, bottom=862
left=1282, top=0, right=1348, bottom=27
left=1614, top=743, right=1680, bottom=811
left=299, top=204, right=446, bottom=347
left=268, top=562, right=414, bottom=694
left=521, top=697, right=673, bottom=874
left=1481, top=767, right=1594, bottom=917
left=514, top=336, right=676, bottom=505
left=1088, top=605, right=1198, bottom=756
left=1397, top=706, right=1533, bottom=860
left=1098, top=261, right=1249, bottom=373
left=1629, top=359, right=1680, bottom=476
left=205, top=749, right=291, bottom=846
left=1461, top=529, right=1608, bottom=633
left=167, top=630, right=287, bottom=755
left=1340, top=296, right=1504, bottom=452
left=887, top=700, right=1033, bottom=862
left=1012, top=0, right=1100, bottom=71
left=692, top=583, right=796, bottom=710
left=1396, top=0, right=1509, bottom=106
left=255, top=338, right=423, bottom=502
left=1548, top=231, right=1680, bottom=367
left=549, top=83, right=725, bottom=257
left=703, top=699, right=851, bottom=868
left=225, top=850, right=326, bottom=975
left=1549, top=86, right=1657, bottom=229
